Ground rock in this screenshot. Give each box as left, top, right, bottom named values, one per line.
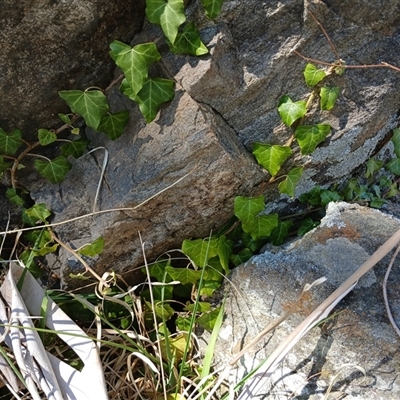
left=0, top=0, right=145, bottom=140
left=163, top=0, right=400, bottom=195
left=206, top=202, right=400, bottom=399
left=30, top=90, right=266, bottom=288
left=23, top=0, right=400, bottom=286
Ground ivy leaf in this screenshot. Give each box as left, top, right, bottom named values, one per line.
left=0, top=156, right=12, bottom=174
left=58, top=90, right=109, bottom=130
left=370, top=197, right=386, bottom=208
left=34, top=155, right=72, bottom=183
left=0, top=127, right=22, bottom=156
left=295, top=124, right=330, bottom=155
left=6, top=188, right=24, bottom=207
left=270, top=220, right=292, bottom=246
left=278, top=97, right=307, bottom=127
left=98, top=111, right=130, bottom=140
left=144, top=260, right=170, bottom=282
left=386, top=158, right=400, bottom=176
left=303, top=63, right=326, bottom=87
left=165, top=266, right=202, bottom=285
left=110, top=40, right=161, bottom=97
left=38, top=129, right=57, bottom=146
left=136, top=78, right=175, bottom=123
left=146, top=300, right=175, bottom=321
left=365, top=157, right=384, bottom=179
left=298, top=186, right=322, bottom=206
left=78, top=237, right=104, bottom=257
left=169, top=23, right=209, bottom=56
left=200, top=0, right=224, bottom=19
left=217, top=236, right=232, bottom=274
left=320, top=189, right=342, bottom=206
left=230, top=248, right=253, bottom=266
left=196, top=307, right=222, bottom=331
left=145, top=0, right=186, bottom=44
left=181, top=238, right=219, bottom=267
left=58, top=113, right=72, bottom=125
left=298, top=218, right=320, bottom=236
left=199, top=280, right=220, bottom=297
left=184, top=301, right=211, bottom=313
left=253, top=143, right=292, bottom=176
left=320, top=86, right=340, bottom=110
left=242, top=213, right=279, bottom=241
left=278, top=167, right=303, bottom=197
left=22, top=204, right=51, bottom=226
left=234, top=195, right=265, bottom=225
left=60, top=138, right=90, bottom=158
left=392, top=128, right=400, bottom=158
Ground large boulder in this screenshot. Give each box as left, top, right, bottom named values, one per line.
left=0, top=0, right=145, bottom=140
left=205, top=202, right=400, bottom=399
left=26, top=0, right=400, bottom=285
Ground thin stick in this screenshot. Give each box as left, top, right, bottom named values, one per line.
left=0, top=165, right=197, bottom=236
left=382, top=243, right=400, bottom=337
left=309, top=11, right=341, bottom=63
left=294, top=50, right=400, bottom=73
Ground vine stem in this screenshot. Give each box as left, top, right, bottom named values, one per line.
left=49, top=228, right=109, bottom=287
left=10, top=114, right=80, bottom=188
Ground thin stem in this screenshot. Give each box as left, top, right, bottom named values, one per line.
left=309, top=11, right=341, bottom=63
left=24, top=153, right=51, bottom=162
left=49, top=229, right=110, bottom=287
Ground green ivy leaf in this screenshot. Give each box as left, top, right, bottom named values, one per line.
left=230, top=248, right=253, bottom=266
left=253, top=143, right=292, bottom=176
left=386, top=158, right=400, bottom=176
left=278, top=97, right=307, bottom=127
left=295, top=124, right=330, bottom=155
left=136, top=78, right=175, bottom=123
left=342, top=178, right=359, bottom=201
left=165, top=266, right=203, bottom=285
left=169, top=23, right=209, bottom=55
left=58, top=113, right=72, bottom=125
left=38, top=129, right=57, bottom=146
left=144, top=260, right=170, bottom=281
left=0, top=127, right=22, bottom=156
left=6, top=188, right=24, bottom=206
left=365, top=158, right=384, bottom=179
left=0, top=156, right=12, bottom=174
left=278, top=167, right=303, bottom=197
left=370, top=197, right=386, bottom=208
left=78, top=237, right=104, bottom=257
left=320, top=189, right=342, bottom=206
left=217, top=236, right=232, bottom=274
left=200, top=0, right=224, bottom=18
left=242, top=213, right=279, bottom=240
left=298, top=218, right=320, bottom=236
left=58, top=90, right=109, bottom=130
left=110, top=41, right=161, bottom=97
left=60, top=138, right=90, bottom=158
left=241, top=232, right=263, bottom=252
left=146, top=300, right=175, bottom=321
left=392, top=128, right=400, bottom=158
left=234, top=195, right=265, bottom=225
left=34, top=155, right=72, bottom=183
left=145, top=0, right=186, bottom=44
left=176, top=316, right=191, bottom=331
left=203, top=258, right=224, bottom=282
left=320, top=86, right=340, bottom=110
left=270, top=220, right=292, bottom=246
left=181, top=238, right=219, bottom=267
left=298, top=186, right=322, bottom=206
left=22, top=204, right=51, bottom=226
left=199, top=280, right=221, bottom=297
left=98, top=111, right=130, bottom=140
left=196, top=307, right=222, bottom=331
left=71, top=127, right=80, bottom=135
left=303, top=63, right=326, bottom=87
